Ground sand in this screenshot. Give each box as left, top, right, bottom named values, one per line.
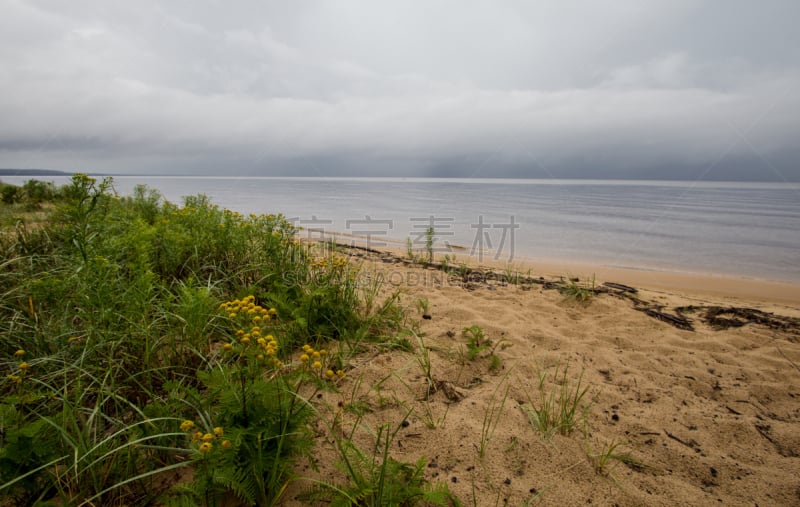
left=284, top=244, right=800, bottom=506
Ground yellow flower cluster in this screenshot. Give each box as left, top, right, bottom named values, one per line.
left=181, top=420, right=231, bottom=454
left=311, top=255, right=349, bottom=270
left=169, top=206, right=199, bottom=219
left=220, top=296, right=283, bottom=367
left=299, top=344, right=344, bottom=380
left=6, top=350, right=29, bottom=383
left=223, top=209, right=243, bottom=219
left=220, top=295, right=277, bottom=322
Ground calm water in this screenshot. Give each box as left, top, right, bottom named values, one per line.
left=4, top=176, right=799, bottom=282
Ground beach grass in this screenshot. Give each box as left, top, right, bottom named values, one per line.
left=0, top=175, right=454, bottom=505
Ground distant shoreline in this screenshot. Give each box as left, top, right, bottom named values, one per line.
left=323, top=231, right=800, bottom=307
left=2, top=170, right=798, bottom=185
left=0, top=169, right=73, bottom=176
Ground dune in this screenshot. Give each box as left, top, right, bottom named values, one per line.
left=286, top=242, right=800, bottom=506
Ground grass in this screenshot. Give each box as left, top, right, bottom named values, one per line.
left=409, top=332, right=452, bottom=429
left=306, top=412, right=459, bottom=506
left=586, top=440, right=642, bottom=477
left=559, top=274, right=597, bottom=302
left=425, top=226, right=435, bottom=264
left=416, top=297, right=430, bottom=317
left=0, top=175, right=434, bottom=506
left=521, top=364, right=589, bottom=440
left=478, top=373, right=511, bottom=459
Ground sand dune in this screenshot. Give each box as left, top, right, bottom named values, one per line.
left=286, top=245, right=800, bottom=506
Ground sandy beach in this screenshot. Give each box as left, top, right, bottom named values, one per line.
left=286, top=242, right=800, bottom=506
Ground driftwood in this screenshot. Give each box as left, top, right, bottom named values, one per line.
left=676, top=306, right=800, bottom=338
left=636, top=307, right=695, bottom=331
left=602, top=282, right=639, bottom=294
left=325, top=242, right=800, bottom=335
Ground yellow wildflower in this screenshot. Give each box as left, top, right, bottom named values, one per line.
left=300, top=354, right=309, bottom=363
left=325, top=370, right=335, bottom=379
left=214, top=427, right=224, bottom=437
left=202, top=433, right=214, bottom=442
left=199, top=442, right=213, bottom=453
left=241, top=337, right=251, bottom=345
left=180, top=420, right=195, bottom=432
left=18, top=362, right=29, bottom=371
left=336, top=370, right=345, bottom=378
left=223, top=343, right=233, bottom=351
left=14, top=350, right=25, bottom=357
left=312, top=361, right=322, bottom=370
left=222, top=439, right=232, bottom=449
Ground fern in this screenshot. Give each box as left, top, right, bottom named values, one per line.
left=214, top=462, right=257, bottom=505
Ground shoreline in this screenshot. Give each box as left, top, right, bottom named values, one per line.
left=320, top=231, right=800, bottom=310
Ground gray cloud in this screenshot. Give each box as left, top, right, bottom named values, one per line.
left=1, top=0, right=799, bottom=180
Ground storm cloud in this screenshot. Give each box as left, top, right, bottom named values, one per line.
left=1, top=1, right=799, bottom=180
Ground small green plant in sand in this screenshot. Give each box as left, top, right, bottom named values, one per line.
left=587, top=440, right=641, bottom=477
left=409, top=332, right=452, bottom=429
left=479, top=374, right=511, bottom=459
left=463, top=325, right=489, bottom=361
left=412, top=332, right=435, bottom=396
left=462, top=325, right=507, bottom=372
left=502, top=263, right=522, bottom=285
left=522, top=364, right=589, bottom=439
left=559, top=275, right=597, bottom=302
left=416, top=297, right=430, bottom=316
left=425, top=225, right=435, bottom=264
left=440, top=253, right=456, bottom=274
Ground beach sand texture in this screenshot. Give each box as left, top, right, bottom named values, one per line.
left=286, top=246, right=800, bottom=506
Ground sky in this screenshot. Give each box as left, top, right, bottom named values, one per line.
left=1, top=0, right=799, bottom=180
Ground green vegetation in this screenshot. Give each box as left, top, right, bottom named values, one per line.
left=586, top=440, right=640, bottom=477
left=461, top=325, right=506, bottom=372
left=0, top=175, right=451, bottom=506
left=425, top=226, right=435, bottom=264
left=521, top=364, right=589, bottom=440
left=559, top=275, right=597, bottom=303
left=307, top=414, right=459, bottom=506
left=478, top=375, right=510, bottom=459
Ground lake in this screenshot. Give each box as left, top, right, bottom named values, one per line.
left=3, top=175, right=799, bottom=282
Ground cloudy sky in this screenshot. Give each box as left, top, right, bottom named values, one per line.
left=1, top=0, right=799, bottom=180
